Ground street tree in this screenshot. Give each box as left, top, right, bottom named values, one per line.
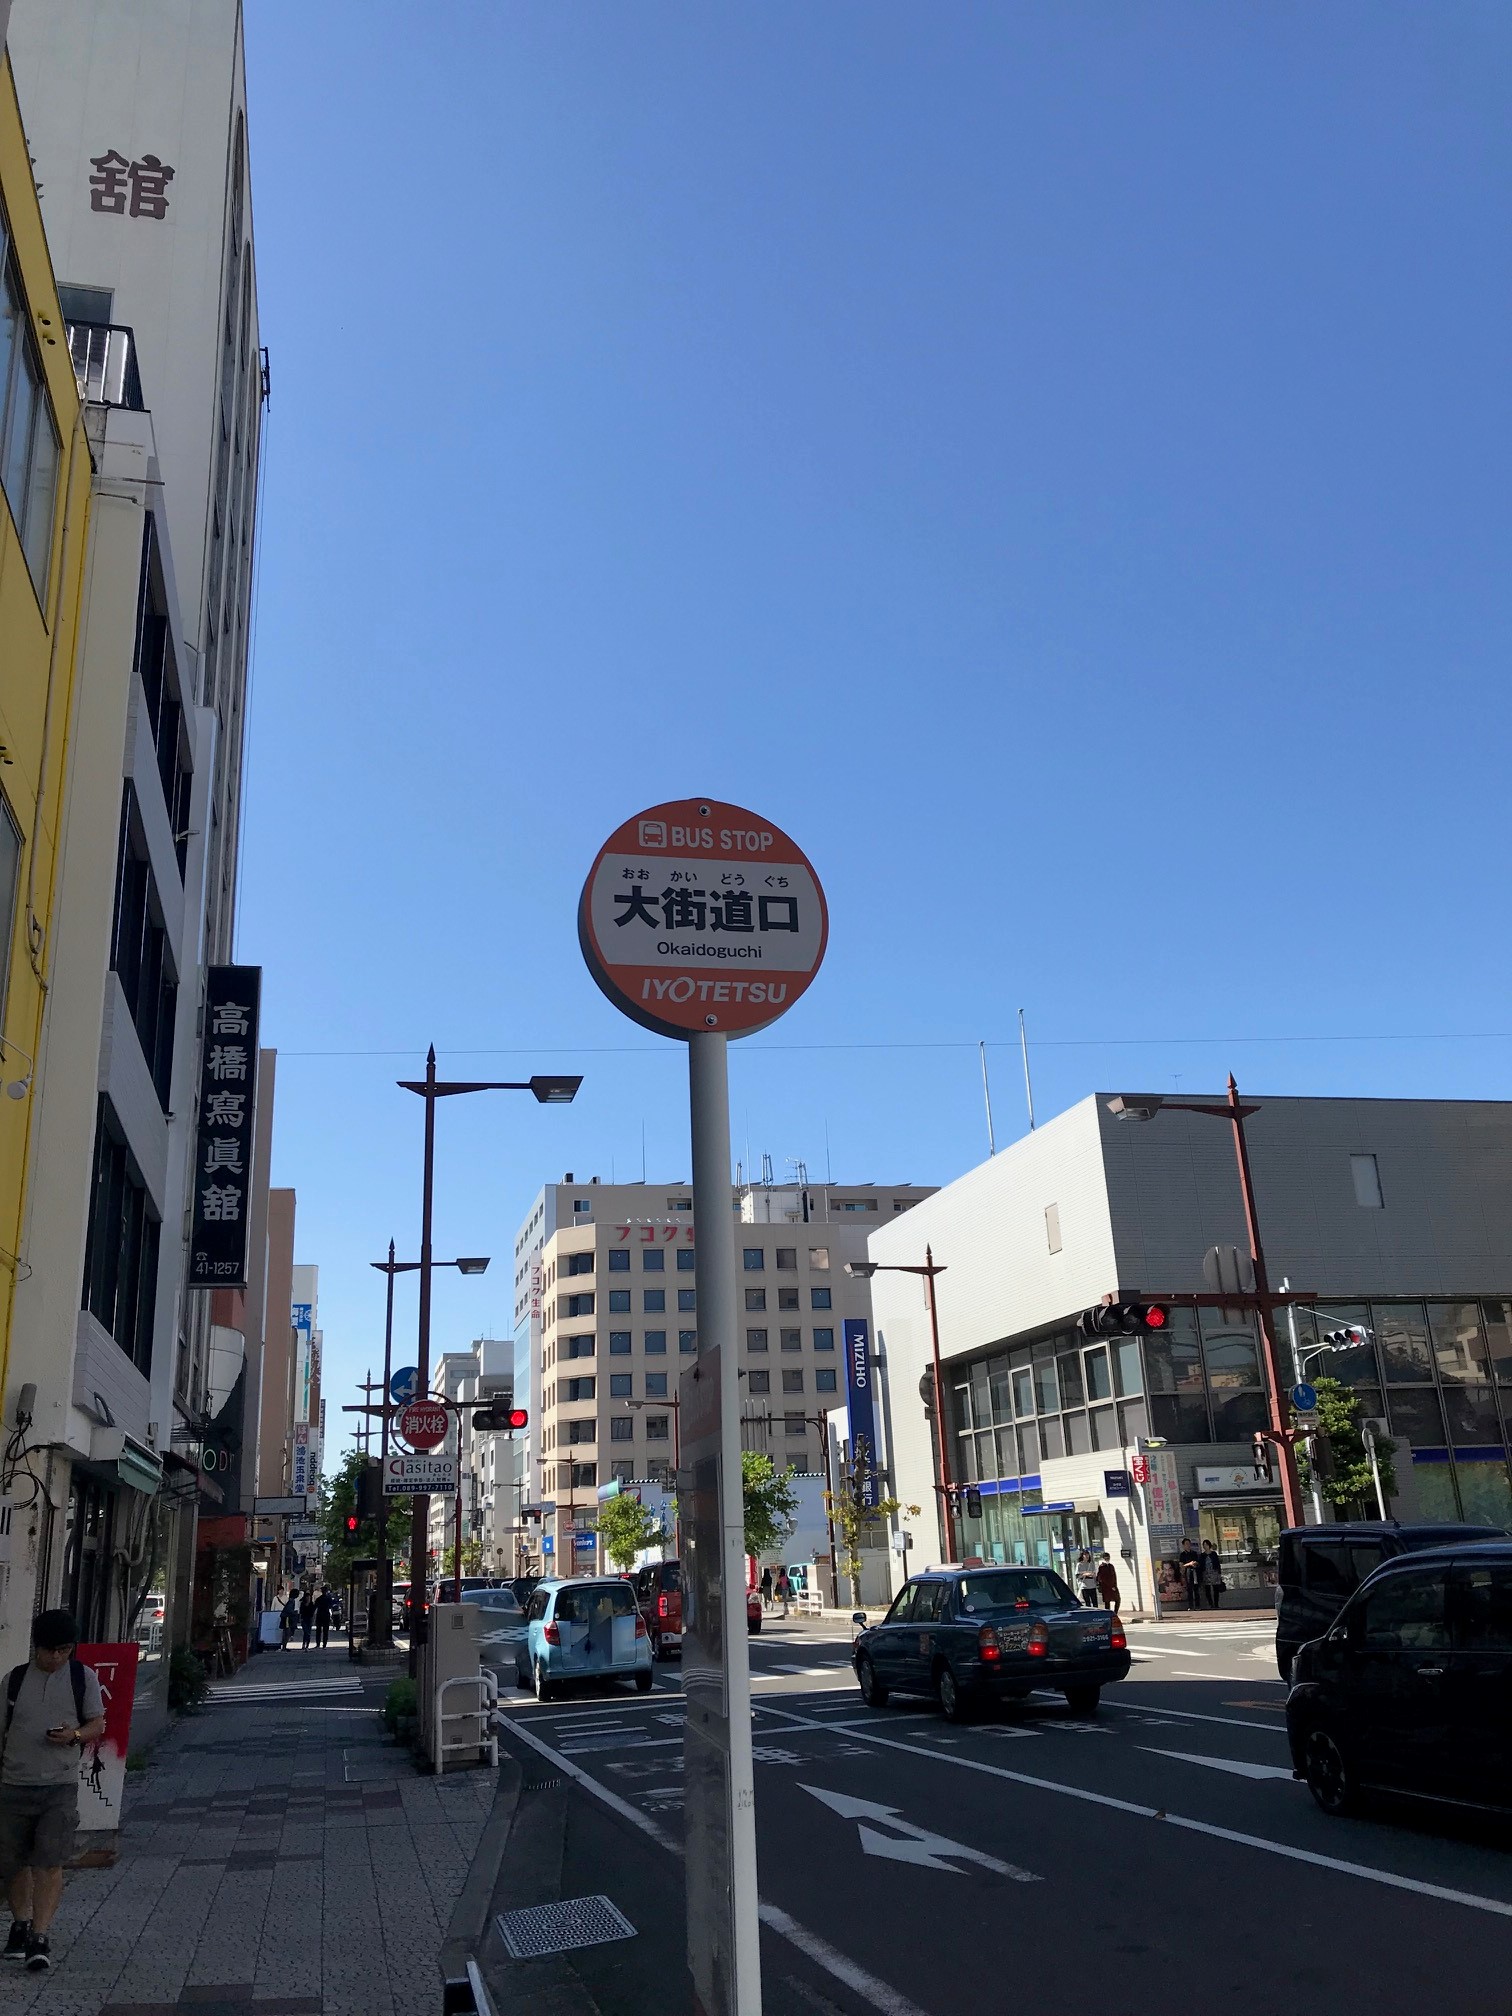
left=1296, top=1376, right=1397, bottom=1514
left=598, top=1490, right=668, bottom=1570
left=741, top=1450, right=799, bottom=1560
left=824, top=1440, right=919, bottom=1607
left=318, top=1448, right=412, bottom=1587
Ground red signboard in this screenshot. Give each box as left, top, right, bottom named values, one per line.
left=1130, top=1453, right=1150, bottom=1486
left=396, top=1401, right=449, bottom=1452
left=579, top=797, right=827, bottom=1040
left=75, top=1642, right=139, bottom=1833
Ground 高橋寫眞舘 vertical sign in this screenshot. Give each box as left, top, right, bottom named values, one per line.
left=187, top=967, right=261, bottom=1288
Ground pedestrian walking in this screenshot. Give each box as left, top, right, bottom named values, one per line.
left=1096, top=1554, right=1121, bottom=1613
left=1198, top=1538, right=1225, bottom=1610
left=760, top=1567, right=773, bottom=1610
left=1074, top=1548, right=1099, bottom=1608
left=774, top=1569, right=790, bottom=1618
left=298, top=1591, right=314, bottom=1651
left=1178, top=1540, right=1201, bottom=1612
left=279, top=1589, right=298, bottom=1649
left=0, top=1610, right=107, bottom=1973
left=313, top=1588, right=334, bottom=1651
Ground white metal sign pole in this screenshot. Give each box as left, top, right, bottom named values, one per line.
left=688, top=1029, right=762, bottom=2016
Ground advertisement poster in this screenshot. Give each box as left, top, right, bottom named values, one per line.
left=74, top=1642, right=139, bottom=1834
left=843, top=1319, right=881, bottom=1508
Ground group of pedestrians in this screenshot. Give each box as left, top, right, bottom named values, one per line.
left=278, top=1586, right=336, bottom=1650
left=758, top=1567, right=792, bottom=1616
left=1178, top=1538, right=1226, bottom=1609
left=1073, top=1549, right=1121, bottom=1611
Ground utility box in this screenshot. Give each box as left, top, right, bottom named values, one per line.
left=418, top=1600, right=487, bottom=1766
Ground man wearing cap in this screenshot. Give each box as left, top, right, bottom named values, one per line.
left=0, top=1611, right=106, bottom=1971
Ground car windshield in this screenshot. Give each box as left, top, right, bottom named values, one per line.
left=462, top=1589, right=521, bottom=1612
left=954, top=1571, right=1075, bottom=1614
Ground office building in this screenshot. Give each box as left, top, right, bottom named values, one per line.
left=869, top=1092, right=1512, bottom=1610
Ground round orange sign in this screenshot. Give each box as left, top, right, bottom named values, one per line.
left=579, top=798, right=828, bottom=1039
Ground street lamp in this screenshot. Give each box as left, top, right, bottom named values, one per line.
left=1106, top=1075, right=1303, bottom=1528
left=397, top=1046, right=580, bottom=1666
left=846, top=1246, right=956, bottom=1562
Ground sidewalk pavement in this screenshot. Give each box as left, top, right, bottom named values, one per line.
left=0, top=1643, right=495, bottom=2016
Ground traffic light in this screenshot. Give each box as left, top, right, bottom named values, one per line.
left=1251, top=1432, right=1273, bottom=1482
left=1312, top=1432, right=1337, bottom=1484
left=355, top=1458, right=381, bottom=1521
left=964, top=1487, right=983, bottom=1521
left=344, top=1513, right=360, bottom=1536
left=471, top=1404, right=530, bottom=1434
left=1321, top=1324, right=1372, bottom=1349
left=1076, top=1300, right=1172, bottom=1339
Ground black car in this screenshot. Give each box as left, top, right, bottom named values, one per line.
left=852, top=1566, right=1131, bottom=1722
left=1287, top=1541, right=1512, bottom=1818
left=1274, top=1521, right=1505, bottom=1679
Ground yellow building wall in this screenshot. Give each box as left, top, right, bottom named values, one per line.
left=0, top=51, right=94, bottom=1406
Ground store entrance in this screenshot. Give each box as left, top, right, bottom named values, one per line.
left=1196, top=1499, right=1281, bottom=1603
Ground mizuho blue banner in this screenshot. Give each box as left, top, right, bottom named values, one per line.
left=844, top=1318, right=881, bottom=1508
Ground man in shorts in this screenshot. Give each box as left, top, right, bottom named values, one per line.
left=0, top=1611, right=106, bottom=1971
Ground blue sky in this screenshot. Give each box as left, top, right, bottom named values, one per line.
left=239, top=4, right=1512, bottom=1450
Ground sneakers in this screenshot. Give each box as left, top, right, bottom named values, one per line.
left=3, top=1921, right=29, bottom=1960
left=23, top=1933, right=49, bottom=1972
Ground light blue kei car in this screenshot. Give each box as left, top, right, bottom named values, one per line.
left=513, top=1577, right=654, bottom=1700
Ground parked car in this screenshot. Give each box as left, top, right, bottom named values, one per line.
left=852, top=1566, right=1130, bottom=1722
left=1274, top=1521, right=1506, bottom=1679
left=515, top=1577, right=654, bottom=1700
left=1286, top=1541, right=1512, bottom=1817
left=632, top=1560, right=683, bottom=1659
left=508, top=1575, right=540, bottom=1609
left=460, top=1585, right=530, bottom=1678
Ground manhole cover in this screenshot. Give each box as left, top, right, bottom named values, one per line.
left=496, top=1895, right=636, bottom=1960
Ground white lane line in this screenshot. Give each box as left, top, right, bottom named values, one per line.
left=1171, top=1669, right=1236, bottom=1680
left=498, top=1714, right=932, bottom=2016
left=1107, top=1701, right=1285, bottom=1734
left=756, top=1705, right=1512, bottom=1922
left=560, top=1734, right=685, bottom=1756
left=1144, top=1747, right=1295, bottom=1782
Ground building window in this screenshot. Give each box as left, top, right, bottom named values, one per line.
left=1045, top=1203, right=1062, bottom=1255
left=608, top=1249, right=630, bottom=1272
left=816, top=1367, right=838, bottom=1393
left=566, top=1252, right=594, bottom=1276
left=611, top=1460, right=634, bottom=1482
left=748, top=1369, right=770, bottom=1394
left=567, top=1293, right=594, bottom=1317
left=780, top=1329, right=802, bottom=1352
left=566, top=1335, right=594, bottom=1359
left=1351, top=1154, right=1384, bottom=1208
left=610, top=1416, right=634, bottom=1442
left=778, top=1287, right=800, bottom=1312
left=609, top=1332, right=632, bottom=1355
left=0, top=252, right=61, bottom=598
left=678, top=1288, right=696, bottom=1311
left=573, top=1199, right=591, bottom=1215
left=676, top=1247, right=696, bottom=1272
left=646, top=1415, right=670, bottom=1441
left=610, top=1374, right=632, bottom=1398
left=813, top=1327, right=835, bottom=1351
left=645, top=1373, right=668, bottom=1397
left=648, top=1461, right=671, bottom=1484
left=809, top=1246, right=830, bottom=1270
left=776, top=1247, right=797, bottom=1270
left=679, top=1330, right=697, bottom=1353
left=110, top=790, right=177, bottom=1108
left=609, top=1290, right=631, bottom=1313
left=643, top=1247, right=665, bottom=1272
left=747, top=1328, right=768, bottom=1352
left=645, top=1331, right=667, bottom=1354
left=566, top=1418, right=596, bottom=1444
left=643, top=1289, right=665, bottom=1313
left=811, top=1287, right=832, bottom=1310
left=782, top=1370, right=804, bottom=1393
left=833, top=1200, right=876, bottom=1213
left=743, top=1248, right=765, bottom=1271
left=668, top=1197, right=692, bottom=1212
left=571, top=1464, right=597, bottom=1488
left=82, top=1098, right=160, bottom=1374
left=0, top=797, right=19, bottom=1034
left=745, top=1288, right=767, bottom=1312
left=567, top=1377, right=595, bottom=1403
left=784, top=1414, right=807, bottom=1436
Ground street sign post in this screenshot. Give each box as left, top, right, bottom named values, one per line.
left=395, top=1400, right=449, bottom=1452
left=582, top=797, right=827, bottom=2016
left=383, top=1452, right=457, bottom=1496
left=1291, top=1381, right=1319, bottom=1414
left=390, top=1366, right=421, bottom=1405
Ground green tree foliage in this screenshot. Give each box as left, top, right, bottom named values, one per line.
left=1296, top=1376, right=1397, bottom=1514
left=823, top=1440, right=920, bottom=1605
left=741, top=1450, right=799, bottom=1559
left=439, top=1538, right=485, bottom=1579
left=318, top=1448, right=413, bottom=1587
left=598, top=1490, right=668, bottom=1570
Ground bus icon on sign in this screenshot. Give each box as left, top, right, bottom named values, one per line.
left=638, top=819, right=667, bottom=848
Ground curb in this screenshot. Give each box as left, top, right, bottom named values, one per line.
left=439, top=1752, right=523, bottom=2006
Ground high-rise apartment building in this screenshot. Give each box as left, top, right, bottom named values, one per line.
left=510, top=1178, right=935, bottom=1574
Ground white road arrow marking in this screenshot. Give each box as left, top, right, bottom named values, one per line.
left=799, top=1783, right=1039, bottom=1881
left=1142, top=1747, right=1295, bottom=1781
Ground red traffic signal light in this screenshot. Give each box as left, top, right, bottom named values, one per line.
left=344, top=1513, right=360, bottom=1535
left=1077, top=1300, right=1172, bottom=1338
left=508, top=1407, right=528, bottom=1431
left=1143, top=1303, right=1169, bottom=1330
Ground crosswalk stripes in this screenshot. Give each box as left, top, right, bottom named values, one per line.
left=207, top=1680, right=363, bottom=1702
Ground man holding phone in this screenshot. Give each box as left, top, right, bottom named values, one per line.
left=0, top=1611, right=106, bottom=1972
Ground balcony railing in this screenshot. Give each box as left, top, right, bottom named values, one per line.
left=67, top=320, right=144, bottom=411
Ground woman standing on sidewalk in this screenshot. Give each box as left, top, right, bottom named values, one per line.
left=1198, top=1539, right=1225, bottom=1610
left=298, top=1591, right=315, bottom=1651
left=1075, top=1549, right=1099, bottom=1607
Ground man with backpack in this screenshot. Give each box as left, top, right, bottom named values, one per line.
left=0, top=1611, right=106, bottom=1972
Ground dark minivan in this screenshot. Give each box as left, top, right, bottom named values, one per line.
left=1274, top=1522, right=1505, bottom=1680
left=1287, top=1542, right=1512, bottom=1817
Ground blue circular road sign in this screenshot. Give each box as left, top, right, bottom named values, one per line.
left=1291, top=1381, right=1318, bottom=1413
left=390, top=1366, right=421, bottom=1405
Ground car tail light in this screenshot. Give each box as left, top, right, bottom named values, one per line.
left=658, top=1595, right=671, bottom=1619
left=635, top=1613, right=647, bottom=1638
left=1110, top=1624, right=1127, bottom=1651
left=543, top=1622, right=561, bottom=1646
left=1027, top=1622, right=1048, bottom=1658
left=977, top=1627, right=1001, bottom=1664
